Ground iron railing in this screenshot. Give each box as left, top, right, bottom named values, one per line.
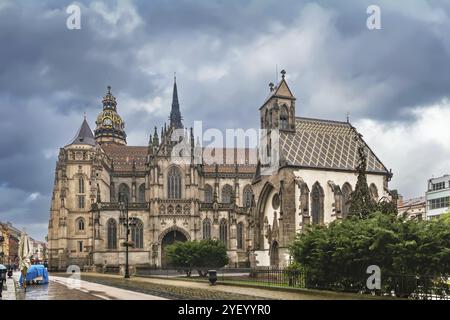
left=132, top=267, right=449, bottom=299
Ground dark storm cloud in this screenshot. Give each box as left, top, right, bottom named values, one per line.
left=1, top=0, right=450, bottom=239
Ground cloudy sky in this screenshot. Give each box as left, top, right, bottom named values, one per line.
left=1, top=0, right=450, bottom=240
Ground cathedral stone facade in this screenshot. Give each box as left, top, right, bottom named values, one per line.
left=48, top=71, right=393, bottom=271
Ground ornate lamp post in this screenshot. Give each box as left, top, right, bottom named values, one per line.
left=119, top=192, right=136, bottom=279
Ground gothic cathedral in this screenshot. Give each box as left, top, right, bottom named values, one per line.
left=48, top=71, right=393, bottom=271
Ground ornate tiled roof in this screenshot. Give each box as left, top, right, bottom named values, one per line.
left=203, top=148, right=257, bottom=174
left=101, top=144, right=147, bottom=171
left=279, top=117, right=389, bottom=174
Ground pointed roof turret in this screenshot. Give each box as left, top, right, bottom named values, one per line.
left=68, top=116, right=96, bottom=146
left=169, top=74, right=183, bottom=129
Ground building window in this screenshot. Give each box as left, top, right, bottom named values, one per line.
left=78, top=241, right=83, bottom=252
left=311, top=182, right=324, bottom=225
left=138, top=183, right=146, bottom=203
left=202, top=219, right=211, bottom=240
left=130, top=219, right=144, bottom=249
left=78, top=177, right=85, bottom=193
left=107, top=219, right=117, bottom=249
left=243, top=185, right=253, bottom=208
left=428, top=197, right=450, bottom=210
left=78, top=195, right=85, bottom=209
left=431, top=182, right=446, bottom=191
left=219, top=219, right=227, bottom=246
left=237, top=222, right=244, bottom=249
left=280, top=106, right=289, bottom=129
left=168, top=166, right=182, bottom=199
left=77, top=218, right=85, bottom=231
left=118, top=183, right=130, bottom=202
left=341, top=183, right=352, bottom=218
left=221, top=184, right=233, bottom=203
left=204, top=184, right=213, bottom=203
left=369, top=183, right=379, bottom=202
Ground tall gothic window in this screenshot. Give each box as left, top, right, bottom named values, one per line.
left=269, top=110, right=273, bottom=128
left=130, top=219, right=144, bottom=249
left=138, top=183, right=146, bottom=203
left=219, top=219, right=228, bottom=246
left=202, top=218, right=211, bottom=240
left=78, top=177, right=85, bottom=193
left=204, top=184, right=213, bottom=203
left=342, top=183, right=352, bottom=218
left=311, top=182, right=324, bottom=225
left=118, top=183, right=130, bottom=202
left=280, top=106, right=289, bottom=129
left=243, top=185, right=253, bottom=207
left=237, top=222, right=244, bottom=249
left=168, top=166, right=182, bottom=199
left=369, top=183, right=379, bottom=202
left=76, top=218, right=85, bottom=232
left=222, top=184, right=233, bottom=203
left=78, top=195, right=85, bottom=209
left=107, top=219, right=117, bottom=249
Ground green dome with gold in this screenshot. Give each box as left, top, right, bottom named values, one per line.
left=94, top=86, right=127, bottom=145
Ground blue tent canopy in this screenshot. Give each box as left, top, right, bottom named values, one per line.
left=19, top=265, right=49, bottom=285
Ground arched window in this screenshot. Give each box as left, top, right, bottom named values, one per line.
left=76, top=218, right=85, bottom=232
left=130, top=219, right=144, bottom=249
left=370, top=183, right=379, bottom=202
left=342, top=183, right=352, bottom=218
left=78, top=177, right=85, bottom=194
left=138, top=183, right=146, bottom=203
left=219, top=219, right=228, bottom=246
left=204, top=184, right=213, bottom=203
left=202, top=218, right=211, bottom=240
left=269, top=110, right=273, bottom=128
left=222, top=184, right=233, bottom=203
left=118, top=183, right=130, bottom=202
left=243, top=185, right=253, bottom=207
left=265, top=109, right=270, bottom=128
left=107, top=219, right=117, bottom=249
left=237, top=222, right=244, bottom=249
left=167, top=166, right=182, bottom=199
left=280, top=106, right=289, bottom=129
left=311, top=182, right=324, bottom=225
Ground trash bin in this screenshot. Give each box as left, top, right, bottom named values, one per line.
left=208, top=270, right=217, bottom=285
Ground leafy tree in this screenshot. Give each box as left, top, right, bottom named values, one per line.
left=165, top=239, right=229, bottom=277
left=290, top=212, right=450, bottom=295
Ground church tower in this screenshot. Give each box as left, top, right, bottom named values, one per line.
left=169, top=75, right=183, bottom=129
left=94, top=86, right=127, bottom=145
left=260, top=70, right=296, bottom=132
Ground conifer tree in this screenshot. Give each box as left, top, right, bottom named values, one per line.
left=348, top=135, right=376, bottom=219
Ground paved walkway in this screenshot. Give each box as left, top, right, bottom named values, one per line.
left=5, top=272, right=166, bottom=300
left=50, top=276, right=167, bottom=300
left=76, top=272, right=365, bottom=300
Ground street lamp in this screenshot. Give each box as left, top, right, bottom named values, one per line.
left=119, top=192, right=136, bottom=279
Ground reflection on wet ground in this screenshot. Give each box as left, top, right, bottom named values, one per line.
left=15, top=280, right=102, bottom=300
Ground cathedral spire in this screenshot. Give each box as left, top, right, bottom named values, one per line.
left=169, top=74, right=183, bottom=129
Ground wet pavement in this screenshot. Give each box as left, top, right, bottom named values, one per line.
left=15, top=278, right=102, bottom=300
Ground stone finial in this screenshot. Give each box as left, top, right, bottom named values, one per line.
left=269, top=82, right=274, bottom=92
left=107, top=85, right=111, bottom=94
left=280, top=69, right=286, bottom=79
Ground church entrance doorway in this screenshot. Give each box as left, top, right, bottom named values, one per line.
left=161, top=229, right=188, bottom=267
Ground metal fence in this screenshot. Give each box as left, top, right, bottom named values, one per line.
left=133, top=266, right=449, bottom=299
